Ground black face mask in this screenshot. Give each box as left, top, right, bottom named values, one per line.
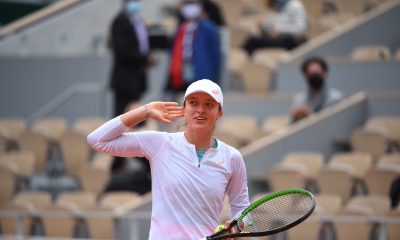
left=307, top=74, right=324, bottom=90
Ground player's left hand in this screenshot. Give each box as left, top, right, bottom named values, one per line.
left=223, top=220, right=239, bottom=240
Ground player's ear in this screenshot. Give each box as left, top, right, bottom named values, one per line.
left=182, top=101, right=187, bottom=113
left=182, top=106, right=187, bottom=117
left=218, top=109, right=223, bottom=120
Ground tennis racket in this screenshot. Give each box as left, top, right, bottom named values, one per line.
left=200, top=189, right=315, bottom=240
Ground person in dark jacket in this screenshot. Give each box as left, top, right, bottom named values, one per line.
left=390, top=175, right=400, bottom=209
left=109, top=0, right=153, bottom=174
left=109, top=0, right=153, bottom=117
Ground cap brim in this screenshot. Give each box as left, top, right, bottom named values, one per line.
left=184, top=90, right=221, bottom=105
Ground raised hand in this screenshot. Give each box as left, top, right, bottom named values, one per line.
left=147, top=101, right=184, bottom=124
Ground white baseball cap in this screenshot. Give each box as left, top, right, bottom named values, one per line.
left=184, top=79, right=223, bottom=107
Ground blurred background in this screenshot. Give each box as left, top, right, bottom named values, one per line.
left=0, top=0, right=399, bottom=239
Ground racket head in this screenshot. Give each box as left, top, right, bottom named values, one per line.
left=208, top=189, right=316, bottom=240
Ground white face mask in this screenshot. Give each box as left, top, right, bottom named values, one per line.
left=125, top=1, right=143, bottom=15
left=181, top=3, right=202, bottom=20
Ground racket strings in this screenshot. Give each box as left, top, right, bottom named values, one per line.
left=242, top=193, right=314, bottom=233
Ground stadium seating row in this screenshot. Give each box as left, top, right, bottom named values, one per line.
left=0, top=191, right=144, bottom=239
left=228, top=45, right=400, bottom=94
left=215, top=0, right=385, bottom=40
left=352, top=115, right=400, bottom=162
left=263, top=152, right=399, bottom=202
left=0, top=151, right=113, bottom=206
left=287, top=194, right=399, bottom=240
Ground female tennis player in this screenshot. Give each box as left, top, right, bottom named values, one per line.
left=87, top=79, right=250, bottom=240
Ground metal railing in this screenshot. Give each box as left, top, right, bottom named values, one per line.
left=26, top=82, right=107, bottom=124
left=0, top=0, right=82, bottom=38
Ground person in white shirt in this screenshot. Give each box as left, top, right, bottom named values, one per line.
left=243, top=0, right=308, bottom=56
left=87, top=79, right=250, bottom=240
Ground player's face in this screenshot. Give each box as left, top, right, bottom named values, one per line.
left=184, top=92, right=222, bottom=132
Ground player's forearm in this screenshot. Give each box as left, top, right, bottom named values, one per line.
left=87, top=116, right=128, bottom=149
left=86, top=116, right=143, bottom=157
left=120, top=104, right=148, bottom=127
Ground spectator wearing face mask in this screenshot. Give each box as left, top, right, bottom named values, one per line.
left=165, top=0, right=221, bottom=98
left=108, top=0, right=154, bottom=175
left=290, top=57, right=344, bottom=122
left=242, top=0, right=308, bottom=56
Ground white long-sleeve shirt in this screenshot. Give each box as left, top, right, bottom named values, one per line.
left=87, top=117, right=250, bottom=240
left=264, top=0, right=307, bottom=36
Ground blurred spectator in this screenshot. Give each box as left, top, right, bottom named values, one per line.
left=242, top=0, right=308, bottom=56
left=105, top=154, right=151, bottom=194
left=176, top=0, right=226, bottom=26
left=165, top=0, right=221, bottom=97
left=291, top=57, right=344, bottom=122
left=390, top=175, right=400, bottom=209
left=201, top=0, right=225, bottom=26
left=108, top=0, right=154, bottom=174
